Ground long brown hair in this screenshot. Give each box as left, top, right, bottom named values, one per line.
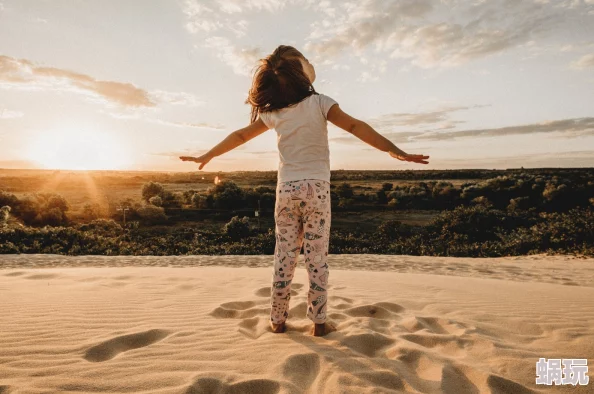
left=245, top=45, right=317, bottom=124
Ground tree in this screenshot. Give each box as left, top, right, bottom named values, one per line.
left=149, top=196, right=163, bottom=207
left=82, top=203, right=102, bottom=221
left=382, top=182, right=393, bottom=191
left=141, top=182, right=165, bottom=202
left=137, top=205, right=167, bottom=224
left=336, top=182, right=354, bottom=199
left=338, top=198, right=354, bottom=209
left=224, top=216, right=251, bottom=240
left=191, top=193, right=208, bottom=209
left=376, top=190, right=388, bottom=204
left=259, top=193, right=276, bottom=212
left=0, top=206, right=10, bottom=226
left=209, top=180, right=245, bottom=210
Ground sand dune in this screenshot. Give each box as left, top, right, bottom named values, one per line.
left=1, top=254, right=593, bottom=393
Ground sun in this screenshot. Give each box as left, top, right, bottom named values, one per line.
left=27, top=126, right=130, bottom=170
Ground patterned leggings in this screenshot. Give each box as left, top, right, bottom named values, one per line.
left=270, top=179, right=331, bottom=325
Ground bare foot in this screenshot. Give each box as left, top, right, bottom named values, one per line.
left=311, top=322, right=336, bottom=337
left=270, top=321, right=286, bottom=333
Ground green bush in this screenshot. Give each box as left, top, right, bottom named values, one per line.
left=141, top=181, right=165, bottom=202
left=223, top=216, right=251, bottom=241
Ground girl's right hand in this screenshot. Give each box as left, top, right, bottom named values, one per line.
left=389, top=151, right=430, bottom=164
left=179, top=154, right=212, bottom=170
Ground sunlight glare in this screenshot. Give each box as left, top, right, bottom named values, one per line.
left=27, top=127, right=130, bottom=170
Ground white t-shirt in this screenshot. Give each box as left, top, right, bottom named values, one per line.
left=259, top=93, right=338, bottom=184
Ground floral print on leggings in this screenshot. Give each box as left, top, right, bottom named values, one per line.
left=270, top=178, right=331, bottom=325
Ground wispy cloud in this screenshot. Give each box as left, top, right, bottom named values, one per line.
left=330, top=115, right=594, bottom=145
left=305, top=0, right=577, bottom=68
left=329, top=105, right=492, bottom=145
left=202, top=36, right=262, bottom=76
left=571, top=53, right=594, bottom=69
left=104, top=109, right=226, bottom=130
left=182, top=0, right=292, bottom=75
left=149, top=90, right=205, bottom=107
left=365, top=106, right=488, bottom=131
left=416, top=117, right=594, bottom=141
left=0, top=55, right=154, bottom=107
left=182, top=0, right=286, bottom=37
left=0, top=108, right=23, bottom=119
left=0, top=55, right=206, bottom=111
left=330, top=131, right=422, bottom=146
left=435, top=149, right=594, bottom=169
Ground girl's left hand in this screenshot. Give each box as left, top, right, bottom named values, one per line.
left=389, top=151, right=430, bottom=164
left=179, top=154, right=212, bottom=170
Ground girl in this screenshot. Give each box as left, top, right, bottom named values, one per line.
left=180, top=45, right=429, bottom=337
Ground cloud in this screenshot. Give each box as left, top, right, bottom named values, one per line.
left=0, top=55, right=155, bottom=107
left=215, top=0, right=286, bottom=14
left=571, top=53, right=594, bottom=69
left=330, top=131, right=422, bottom=146
left=0, top=55, right=207, bottom=110
left=357, top=71, right=378, bottom=83
left=366, top=106, right=475, bottom=130
left=168, top=121, right=226, bottom=130
left=305, top=0, right=433, bottom=58
left=305, top=0, right=570, bottom=68
left=182, top=0, right=290, bottom=75
left=331, top=114, right=594, bottom=145
left=182, top=0, right=286, bottom=37
left=245, top=150, right=277, bottom=155
left=149, top=90, right=205, bottom=107
left=329, top=105, right=492, bottom=145
left=202, top=36, right=263, bottom=75
left=435, top=150, right=594, bottom=169
left=360, top=105, right=492, bottom=133
left=416, top=117, right=594, bottom=141
left=183, top=1, right=222, bottom=33
left=0, top=108, right=24, bottom=119
left=104, top=109, right=226, bottom=130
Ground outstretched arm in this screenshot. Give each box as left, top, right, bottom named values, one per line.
left=180, top=118, right=269, bottom=170
left=327, top=104, right=429, bottom=164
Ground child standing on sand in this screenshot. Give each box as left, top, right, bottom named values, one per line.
left=180, top=45, right=429, bottom=337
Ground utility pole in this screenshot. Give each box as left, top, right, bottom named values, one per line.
left=117, top=205, right=130, bottom=226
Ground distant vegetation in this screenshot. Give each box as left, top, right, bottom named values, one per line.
left=0, top=168, right=593, bottom=257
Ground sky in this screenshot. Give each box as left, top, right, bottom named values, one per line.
left=0, top=0, right=593, bottom=172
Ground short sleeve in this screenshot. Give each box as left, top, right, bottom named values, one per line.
left=258, top=111, right=275, bottom=129
left=318, top=94, right=338, bottom=119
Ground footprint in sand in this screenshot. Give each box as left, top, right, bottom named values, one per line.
left=211, top=300, right=271, bottom=339
left=214, top=282, right=336, bottom=339
left=254, top=282, right=304, bottom=297
left=3, top=271, right=26, bottom=277
left=279, top=353, right=320, bottom=391
left=24, top=273, right=60, bottom=280
left=399, top=333, right=471, bottom=357
left=487, top=374, right=536, bottom=394
left=210, top=301, right=268, bottom=320
left=339, top=332, right=395, bottom=357
left=390, top=348, right=534, bottom=393
left=342, top=302, right=405, bottom=319
left=83, top=329, right=171, bottom=362
left=401, top=316, right=469, bottom=336
left=353, top=370, right=406, bottom=392
left=185, top=374, right=280, bottom=394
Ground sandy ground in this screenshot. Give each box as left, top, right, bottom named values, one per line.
left=1, top=254, right=593, bottom=393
